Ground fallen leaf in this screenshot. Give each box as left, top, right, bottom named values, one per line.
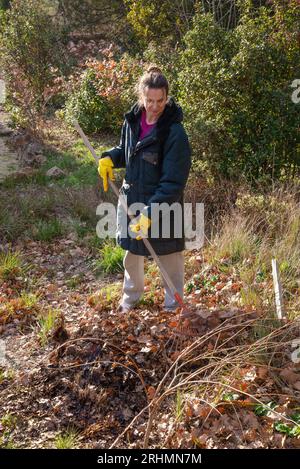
left=257, top=366, right=268, bottom=380
left=169, top=320, right=179, bottom=328
left=293, top=381, right=300, bottom=391
left=170, top=351, right=181, bottom=361
left=280, top=368, right=300, bottom=385
left=137, top=335, right=152, bottom=344
left=147, top=386, right=156, bottom=400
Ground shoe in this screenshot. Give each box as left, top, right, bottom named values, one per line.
left=116, top=303, right=133, bottom=313
left=163, top=306, right=180, bottom=313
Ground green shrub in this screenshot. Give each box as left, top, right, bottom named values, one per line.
left=93, top=240, right=124, bottom=274
left=32, top=219, right=65, bottom=242
left=178, top=1, right=300, bottom=182
left=64, top=68, right=110, bottom=134
left=64, top=52, right=143, bottom=134
left=124, top=0, right=196, bottom=47
left=0, top=0, right=10, bottom=10
left=0, top=0, right=70, bottom=128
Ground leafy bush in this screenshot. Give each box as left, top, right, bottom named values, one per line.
left=0, top=0, right=71, bottom=128
left=64, top=68, right=110, bottom=134
left=178, top=1, right=300, bottom=182
left=64, top=51, right=143, bottom=134
left=124, top=0, right=196, bottom=47
left=0, top=0, right=10, bottom=10
left=49, top=0, right=127, bottom=42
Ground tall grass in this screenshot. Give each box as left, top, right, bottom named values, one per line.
left=207, top=185, right=300, bottom=317
left=0, top=250, right=25, bottom=281
left=54, top=428, right=80, bottom=449
left=37, top=308, right=59, bottom=346
left=93, top=240, right=124, bottom=275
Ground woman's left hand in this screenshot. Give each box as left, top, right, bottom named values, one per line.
left=129, top=213, right=151, bottom=240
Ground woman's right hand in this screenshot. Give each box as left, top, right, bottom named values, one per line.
left=98, top=156, right=115, bottom=192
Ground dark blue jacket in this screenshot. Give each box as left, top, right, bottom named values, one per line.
left=101, top=97, right=192, bottom=256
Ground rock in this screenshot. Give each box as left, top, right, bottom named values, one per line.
left=0, top=125, right=13, bottom=136
left=26, top=142, right=43, bottom=155
left=8, top=130, right=45, bottom=167
left=46, top=166, right=66, bottom=178
left=31, top=153, right=46, bottom=166
left=20, top=142, right=44, bottom=165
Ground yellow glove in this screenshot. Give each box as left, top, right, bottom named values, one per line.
left=130, top=213, right=151, bottom=240
left=98, top=156, right=115, bottom=192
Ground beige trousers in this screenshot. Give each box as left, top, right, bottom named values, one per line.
left=121, top=250, right=184, bottom=310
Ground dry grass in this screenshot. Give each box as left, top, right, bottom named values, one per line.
left=201, top=181, right=300, bottom=318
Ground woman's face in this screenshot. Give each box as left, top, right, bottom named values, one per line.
left=142, top=87, right=168, bottom=120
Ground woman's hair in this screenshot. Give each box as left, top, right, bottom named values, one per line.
left=136, top=65, right=169, bottom=106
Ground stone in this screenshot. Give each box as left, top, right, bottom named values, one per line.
left=31, top=153, right=46, bottom=166
left=0, top=125, right=13, bottom=136
left=46, top=166, right=66, bottom=178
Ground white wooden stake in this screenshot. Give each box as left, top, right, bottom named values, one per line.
left=272, top=258, right=284, bottom=320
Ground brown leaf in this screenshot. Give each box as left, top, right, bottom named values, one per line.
left=147, top=386, right=156, bottom=400
left=293, top=381, right=300, bottom=391
left=280, top=368, right=300, bottom=384
left=137, top=334, right=152, bottom=344
left=215, top=282, right=226, bottom=291
left=127, top=334, right=136, bottom=342
left=185, top=403, right=194, bottom=419
left=170, top=351, right=181, bottom=361
left=244, top=428, right=257, bottom=443
left=257, top=366, right=268, bottom=380
left=196, top=405, right=211, bottom=418
left=169, top=320, right=179, bottom=328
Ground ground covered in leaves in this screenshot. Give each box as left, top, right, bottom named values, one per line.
left=1, top=240, right=300, bottom=449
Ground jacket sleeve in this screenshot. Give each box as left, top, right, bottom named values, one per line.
left=100, top=120, right=126, bottom=169
left=142, top=124, right=192, bottom=218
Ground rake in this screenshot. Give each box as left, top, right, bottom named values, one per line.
left=73, top=120, right=200, bottom=337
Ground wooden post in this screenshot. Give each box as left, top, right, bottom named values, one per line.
left=272, top=259, right=284, bottom=320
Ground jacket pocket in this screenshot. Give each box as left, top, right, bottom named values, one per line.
left=141, top=151, right=159, bottom=165
left=141, top=152, right=161, bottom=186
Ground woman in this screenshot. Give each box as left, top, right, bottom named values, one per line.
left=98, top=66, right=191, bottom=313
